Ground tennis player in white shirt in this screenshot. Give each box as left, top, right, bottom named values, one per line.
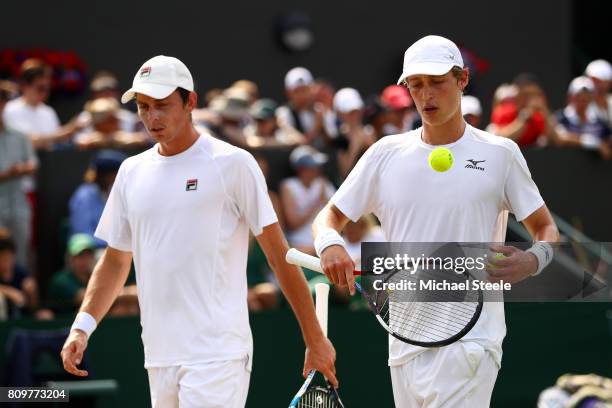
left=312, top=35, right=559, bottom=407
left=61, top=55, right=337, bottom=407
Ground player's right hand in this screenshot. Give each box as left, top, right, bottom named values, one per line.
left=320, top=245, right=356, bottom=295
left=304, top=336, right=338, bottom=388
left=61, top=329, right=89, bottom=377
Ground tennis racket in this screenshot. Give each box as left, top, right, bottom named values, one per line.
left=288, top=283, right=344, bottom=408
left=286, top=248, right=483, bottom=348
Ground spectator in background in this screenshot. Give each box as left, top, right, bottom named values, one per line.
left=48, top=233, right=138, bottom=315
left=2, top=59, right=82, bottom=150
left=74, top=71, right=141, bottom=136
left=489, top=83, right=518, bottom=110
left=488, top=73, right=562, bottom=147
left=244, top=98, right=305, bottom=148
left=69, top=150, right=127, bottom=247
left=556, top=76, right=611, bottom=159
left=280, top=146, right=335, bottom=255
left=461, top=95, right=483, bottom=128
left=363, top=95, right=392, bottom=141
left=381, top=85, right=419, bottom=133
left=231, top=79, right=259, bottom=105
left=312, top=78, right=339, bottom=139
left=0, top=235, right=47, bottom=319
left=205, top=87, right=251, bottom=148
left=74, top=97, right=150, bottom=150
left=332, top=88, right=375, bottom=179
left=203, top=88, right=223, bottom=107
left=277, top=67, right=329, bottom=147
left=0, top=82, right=37, bottom=267
left=584, top=59, right=612, bottom=126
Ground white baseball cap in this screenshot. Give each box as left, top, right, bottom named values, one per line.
left=461, top=95, right=482, bottom=116
left=121, top=55, right=194, bottom=103
left=290, top=145, right=327, bottom=168
left=397, top=35, right=464, bottom=85
left=567, top=76, right=595, bottom=95
left=584, top=59, right=612, bottom=81
left=333, top=88, right=364, bottom=113
left=284, top=67, right=313, bottom=91
left=494, top=83, right=518, bottom=102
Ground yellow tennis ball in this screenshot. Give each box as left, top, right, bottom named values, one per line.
left=493, top=253, right=506, bottom=261
left=487, top=253, right=506, bottom=270
left=428, top=147, right=454, bottom=172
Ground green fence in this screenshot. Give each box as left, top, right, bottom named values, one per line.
left=1, top=303, right=610, bottom=407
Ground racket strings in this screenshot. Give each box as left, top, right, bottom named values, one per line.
left=298, top=388, right=341, bottom=408
left=388, top=302, right=478, bottom=341
left=375, top=269, right=481, bottom=343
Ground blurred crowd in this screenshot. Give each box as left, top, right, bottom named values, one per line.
left=1, top=57, right=611, bottom=318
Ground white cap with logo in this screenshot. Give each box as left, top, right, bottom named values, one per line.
left=397, top=35, right=464, bottom=85
left=584, top=59, right=612, bottom=82
left=121, top=55, right=194, bottom=104
left=567, top=76, right=595, bottom=95
left=284, top=67, right=313, bottom=91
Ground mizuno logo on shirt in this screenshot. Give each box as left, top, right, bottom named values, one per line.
left=186, top=179, right=198, bottom=191
left=465, top=159, right=486, bottom=171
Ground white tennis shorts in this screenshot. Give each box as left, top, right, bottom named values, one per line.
left=390, top=341, right=499, bottom=408
left=147, top=357, right=251, bottom=408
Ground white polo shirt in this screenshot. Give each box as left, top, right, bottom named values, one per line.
left=2, top=97, right=60, bottom=136
left=95, top=134, right=277, bottom=368
left=331, top=125, right=545, bottom=368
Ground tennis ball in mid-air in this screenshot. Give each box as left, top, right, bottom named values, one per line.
left=428, top=147, right=454, bottom=172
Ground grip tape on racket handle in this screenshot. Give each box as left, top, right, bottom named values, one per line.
left=286, top=248, right=324, bottom=273
left=286, top=248, right=361, bottom=275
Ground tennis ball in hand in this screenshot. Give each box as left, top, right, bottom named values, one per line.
left=487, top=253, right=506, bottom=270
left=428, top=147, right=454, bottom=172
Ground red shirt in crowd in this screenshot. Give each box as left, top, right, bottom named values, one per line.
left=491, top=101, right=546, bottom=147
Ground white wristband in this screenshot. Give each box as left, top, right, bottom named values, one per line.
left=526, top=241, right=554, bottom=276
left=71, top=311, right=97, bottom=339
left=314, top=228, right=347, bottom=258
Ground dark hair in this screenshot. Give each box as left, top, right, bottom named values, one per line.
left=177, top=87, right=191, bottom=105
left=20, top=59, right=52, bottom=85
left=451, top=66, right=465, bottom=80
left=0, top=237, right=16, bottom=253
left=513, top=72, right=540, bottom=87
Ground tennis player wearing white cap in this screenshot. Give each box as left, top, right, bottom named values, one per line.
left=60, top=55, right=337, bottom=407
left=312, top=35, right=559, bottom=407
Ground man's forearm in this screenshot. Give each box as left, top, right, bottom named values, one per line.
left=533, top=224, right=560, bottom=243
left=275, top=262, right=325, bottom=345
left=312, top=203, right=347, bottom=237
left=79, top=249, right=132, bottom=322
left=256, top=223, right=325, bottom=346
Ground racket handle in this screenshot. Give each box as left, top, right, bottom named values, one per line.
left=286, top=248, right=361, bottom=275
left=314, top=283, right=329, bottom=337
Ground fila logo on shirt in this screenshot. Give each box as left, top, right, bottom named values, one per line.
left=186, top=179, right=198, bottom=191
left=465, top=159, right=486, bottom=171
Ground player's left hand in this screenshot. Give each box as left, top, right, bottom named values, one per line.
left=303, top=337, right=338, bottom=388
left=486, top=245, right=539, bottom=284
